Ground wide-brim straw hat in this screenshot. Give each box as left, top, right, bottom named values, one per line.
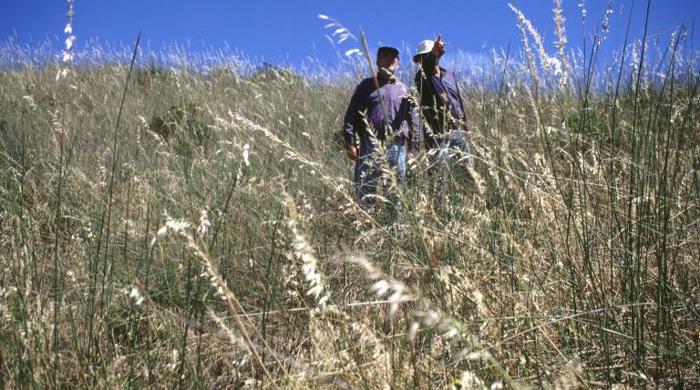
left=413, top=39, right=434, bottom=62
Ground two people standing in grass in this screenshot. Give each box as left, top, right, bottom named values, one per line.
left=341, top=46, right=419, bottom=204
left=341, top=36, right=473, bottom=205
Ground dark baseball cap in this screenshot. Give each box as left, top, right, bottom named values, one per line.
left=377, top=46, right=400, bottom=58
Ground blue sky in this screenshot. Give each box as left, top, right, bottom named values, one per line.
left=2, top=0, right=699, bottom=67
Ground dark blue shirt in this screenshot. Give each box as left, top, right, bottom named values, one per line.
left=342, top=76, right=419, bottom=148
left=414, top=53, right=466, bottom=133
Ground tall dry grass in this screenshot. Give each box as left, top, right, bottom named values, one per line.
left=0, top=2, right=699, bottom=388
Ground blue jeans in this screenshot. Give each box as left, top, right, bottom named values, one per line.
left=354, top=137, right=407, bottom=203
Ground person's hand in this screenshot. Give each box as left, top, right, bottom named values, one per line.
left=344, top=144, right=359, bottom=160
left=431, top=35, right=446, bottom=58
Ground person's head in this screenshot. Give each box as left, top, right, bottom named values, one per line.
left=413, top=39, right=434, bottom=64
left=376, top=46, right=400, bottom=70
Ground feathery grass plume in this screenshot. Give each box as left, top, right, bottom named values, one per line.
left=578, top=1, right=588, bottom=23
left=553, top=0, right=570, bottom=87
left=125, top=286, right=145, bottom=306
left=57, top=0, right=75, bottom=80
left=347, top=256, right=522, bottom=387
left=152, top=215, right=287, bottom=385
left=318, top=14, right=366, bottom=80
left=318, top=13, right=364, bottom=74
left=509, top=4, right=539, bottom=91
left=153, top=211, right=370, bottom=387
left=284, top=193, right=330, bottom=309
left=600, top=0, right=614, bottom=38
left=508, top=3, right=557, bottom=74
left=318, top=14, right=359, bottom=51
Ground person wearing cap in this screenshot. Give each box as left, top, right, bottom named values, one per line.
left=413, top=36, right=473, bottom=190
left=342, top=46, right=420, bottom=204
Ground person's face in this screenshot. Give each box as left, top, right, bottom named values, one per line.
left=377, top=52, right=399, bottom=70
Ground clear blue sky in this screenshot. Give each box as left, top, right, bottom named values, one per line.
left=2, top=0, right=699, bottom=66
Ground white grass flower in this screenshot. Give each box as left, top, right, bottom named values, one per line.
left=57, top=0, right=76, bottom=80
left=167, top=349, right=179, bottom=372
left=22, top=95, right=37, bottom=111
left=602, top=0, right=613, bottom=34
left=318, top=295, right=329, bottom=307
left=157, top=219, right=191, bottom=236
left=307, top=285, right=323, bottom=298
left=344, top=48, right=361, bottom=57
left=198, top=209, right=210, bottom=235
left=285, top=195, right=330, bottom=310
left=152, top=217, right=192, bottom=247
left=318, top=14, right=357, bottom=46
left=463, top=351, right=492, bottom=361
left=62, top=51, right=74, bottom=63
left=127, top=286, right=144, bottom=306
left=422, top=310, right=440, bottom=327
left=553, top=0, right=570, bottom=87
left=371, top=280, right=389, bottom=297
left=242, top=143, right=250, bottom=167
left=65, top=35, right=76, bottom=50
left=408, top=322, right=420, bottom=340
left=578, top=1, right=588, bottom=20
left=388, top=287, right=407, bottom=316
left=547, top=57, right=562, bottom=76
left=56, top=68, right=69, bottom=81
left=509, top=3, right=555, bottom=72
left=443, top=328, right=459, bottom=339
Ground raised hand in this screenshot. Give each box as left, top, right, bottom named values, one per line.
left=431, top=34, right=446, bottom=58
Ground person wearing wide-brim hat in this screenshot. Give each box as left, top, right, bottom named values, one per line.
left=341, top=46, right=420, bottom=205
left=413, top=35, right=473, bottom=196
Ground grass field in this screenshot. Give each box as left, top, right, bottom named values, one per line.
left=1, top=4, right=699, bottom=389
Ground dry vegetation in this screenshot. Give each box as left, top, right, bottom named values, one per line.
left=1, top=3, right=699, bottom=389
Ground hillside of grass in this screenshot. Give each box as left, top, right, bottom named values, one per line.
left=1, top=25, right=699, bottom=389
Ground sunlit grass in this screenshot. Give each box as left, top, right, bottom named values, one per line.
left=1, top=4, right=699, bottom=388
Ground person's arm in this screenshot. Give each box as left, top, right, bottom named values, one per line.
left=341, top=83, right=367, bottom=160
left=421, top=35, right=446, bottom=77
left=406, top=96, right=421, bottom=154
left=451, top=71, right=469, bottom=134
